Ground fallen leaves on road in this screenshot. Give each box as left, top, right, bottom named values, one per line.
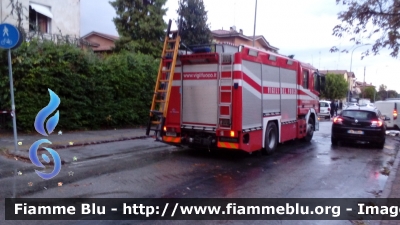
left=367, top=189, right=383, bottom=197
left=381, top=167, right=390, bottom=176
left=351, top=221, right=368, bottom=225
left=28, top=182, right=33, bottom=186
left=193, top=163, right=206, bottom=167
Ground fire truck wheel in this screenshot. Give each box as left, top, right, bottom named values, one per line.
left=264, top=122, right=278, bottom=155
left=304, top=117, right=314, bottom=142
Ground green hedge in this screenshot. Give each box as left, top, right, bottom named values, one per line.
left=0, top=40, right=158, bottom=132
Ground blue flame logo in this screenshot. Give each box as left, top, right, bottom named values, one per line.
left=34, top=89, right=60, bottom=136
left=29, top=89, right=62, bottom=180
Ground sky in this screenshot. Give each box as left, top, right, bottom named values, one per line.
left=81, top=0, right=400, bottom=93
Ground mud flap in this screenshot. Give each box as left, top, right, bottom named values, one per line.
left=305, top=109, right=319, bottom=131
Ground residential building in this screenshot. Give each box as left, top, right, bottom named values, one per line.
left=1, top=0, right=80, bottom=38
left=80, top=31, right=119, bottom=53
left=211, top=26, right=279, bottom=53
left=354, top=81, right=375, bottom=99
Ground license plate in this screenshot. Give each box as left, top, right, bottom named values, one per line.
left=348, top=130, right=364, bottom=135
left=166, top=132, right=177, bottom=137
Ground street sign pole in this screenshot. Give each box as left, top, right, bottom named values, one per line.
left=8, top=48, right=18, bottom=154
left=0, top=23, right=22, bottom=155
left=1, top=23, right=22, bottom=199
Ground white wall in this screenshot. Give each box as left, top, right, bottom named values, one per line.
left=1, top=0, right=80, bottom=37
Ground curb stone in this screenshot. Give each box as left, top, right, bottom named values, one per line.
left=5, top=135, right=154, bottom=162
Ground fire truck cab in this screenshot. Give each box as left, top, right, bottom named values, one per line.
left=157, top=43, right=322, bottom=154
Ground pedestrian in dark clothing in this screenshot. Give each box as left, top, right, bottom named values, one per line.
left=334, top=101, right=338, bottom=116
left=330, top=101, right=335, bottom=118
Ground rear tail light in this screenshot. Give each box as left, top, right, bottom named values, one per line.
left=333, top=117, right=343, bottom=124
left=394, top=110, right=398, bottom=120
left=371, top=120, right=383, bottom=127
left=164, top=127, right=176, bottom=132
left=328, top=108, right=330, bottom=111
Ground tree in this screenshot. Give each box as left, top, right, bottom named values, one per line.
left=110, top=0, right=167, bottom=58
left=3, top=0, right=28, bottom=41
left=320, top=74, right=348, bottom=101
left=176, top=0, right=212, bottom=46
left=375, top=84, right=398, bottom=100
left=388, top=90, right=399, bottom=98
left=379, top=84, right=387, bottom=92
left=330, top=0, right=400, bottom=58
left=361, top=86, right=376, bottom=101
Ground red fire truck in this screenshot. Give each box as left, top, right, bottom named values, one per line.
left=147, top=23, right=322, bottom=154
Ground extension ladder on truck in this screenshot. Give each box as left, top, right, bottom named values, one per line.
left=146, top=19, right=180, bottom=139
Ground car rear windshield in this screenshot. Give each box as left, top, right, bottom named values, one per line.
left=320, top=102, right=329, bottom=107
left=341, top=110, right=377, bottom=120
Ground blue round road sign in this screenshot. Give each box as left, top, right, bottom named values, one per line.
left=0, top=23, right=20, bottom=49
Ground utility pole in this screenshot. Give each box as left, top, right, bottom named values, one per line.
left=319, top=51, right=321, bottom=68
left=363, top=66, right=366, bottom=99
left=252, top=0, right=257, bottom=47
left=348, top=44, right=371, bottom=102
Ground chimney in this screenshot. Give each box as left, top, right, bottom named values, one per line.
left=230, top=26, right=236, bottom=32
left=239, top=29, right=243, bottom=34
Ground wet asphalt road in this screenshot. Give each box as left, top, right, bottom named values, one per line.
left=1, top=120, right=399, bottom=225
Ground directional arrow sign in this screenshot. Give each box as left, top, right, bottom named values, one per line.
left=0, top=23, right=20, bottom=49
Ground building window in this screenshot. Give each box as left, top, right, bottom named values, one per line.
left=302, top=70, right=309, bottom=89
left=29, top=3, right=53, bottom=33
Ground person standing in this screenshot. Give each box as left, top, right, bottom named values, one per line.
left=335, top=101, right=338, bottom=116
left=330, top=100, right=336, bottom=118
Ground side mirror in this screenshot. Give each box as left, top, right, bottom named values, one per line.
left=382, top=116, right=391, bottom=121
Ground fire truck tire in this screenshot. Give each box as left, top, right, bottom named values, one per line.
left=303, top=117, right=314, bottom=142
left=264, top=122, right=278, bottom=155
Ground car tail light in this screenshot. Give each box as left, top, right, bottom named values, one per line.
left=333, top=117, right=343, bottom=124
left=394, top=110, right=398, bottom=120
left=328, top=108, right=330, bottom=111
left=371, top=120, right=383, bottom=127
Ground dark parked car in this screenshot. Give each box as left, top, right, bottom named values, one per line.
left=331, top=105, right=390, bottom=149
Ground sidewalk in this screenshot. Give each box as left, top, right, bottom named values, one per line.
left=381, top=134, right=400, bottom=225
left=0, top=128, right=150, bottom=160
